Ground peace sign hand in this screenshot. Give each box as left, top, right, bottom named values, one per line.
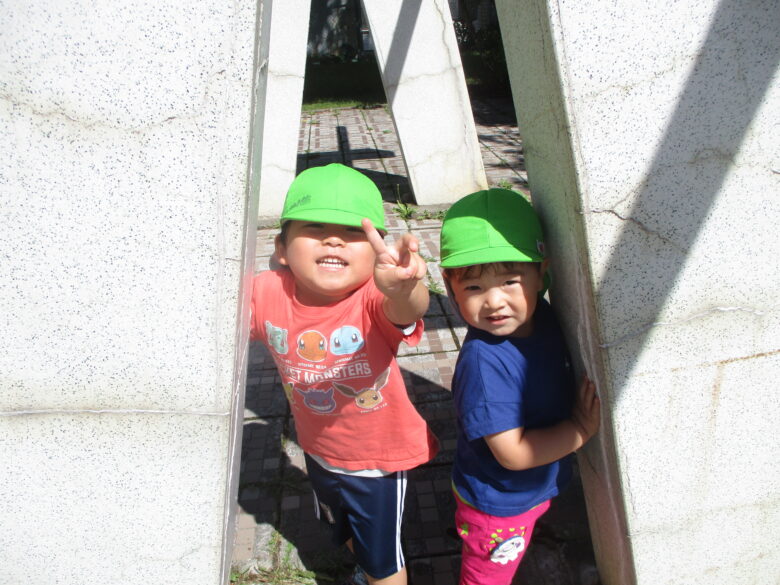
left=361, top=218, right=428, bottom=300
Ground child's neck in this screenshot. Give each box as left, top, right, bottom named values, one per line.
left=293, top=282, right=358, bottom=307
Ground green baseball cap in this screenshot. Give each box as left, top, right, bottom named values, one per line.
left=440, top=188, right=546, bottom=268
left=281, top=164, right=386, bottom=232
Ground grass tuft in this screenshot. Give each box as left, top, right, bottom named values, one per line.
left=230, top=567, right=318, bottom=585
left=392, top=200, right=416, bottom=220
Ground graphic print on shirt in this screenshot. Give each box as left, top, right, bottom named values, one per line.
left=297, top=330, right=327, bottom=362
left=333, top=368, right=390, bottom=412
left=295, top=385, right=337, bottom=413
left=329, top=325, right=365, bottom=355
left=265, top=321, right=288, bottom=355
left=265, top=320, right=386, bottom=415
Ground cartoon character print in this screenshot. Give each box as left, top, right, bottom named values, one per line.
left=490, top=534, right=526, bottom=564
left=329, top=326, right=364, bottom=355
left=265, top=321, right=288, bottom=355
left=295, top=386, right=337, bottom=414
left=296, top=330, right=327, bottom=362
left=458, top=523, right=528, bottom=565
left=333, top=368, right=390, bottom=411
left=475, top=525, right=527, bottom=565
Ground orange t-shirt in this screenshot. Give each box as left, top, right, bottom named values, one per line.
left=250, top=269, right=438, bottom=472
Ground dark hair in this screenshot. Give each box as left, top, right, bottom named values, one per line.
left=278, top=220, right=292, bottom=245
left=443, top=261, right=542, bottom=282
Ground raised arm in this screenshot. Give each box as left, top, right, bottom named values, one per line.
left=362, top=218, right=429, bottom=325
left=485, top=376, right=601, bottom=471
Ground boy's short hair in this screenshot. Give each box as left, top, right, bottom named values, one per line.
left=281, top=164, right=386, bottom=233
left=439, top=189, right=545, bottom=269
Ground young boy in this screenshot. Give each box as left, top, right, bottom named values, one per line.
left=250, top=163, right=438, bottom=585
left=439, top=188, right=600, bottom=585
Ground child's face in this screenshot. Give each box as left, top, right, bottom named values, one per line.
left=449, top=262, right=547, bottom=338
left=275, top=220, right=376, bottom=306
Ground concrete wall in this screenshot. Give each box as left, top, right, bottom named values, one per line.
left=359, top=0, right=488, bottom=204
left=255, top=0, right=310, bottom=219
left=495, top=1, right=780, bottom=584
left=0, top=1, right=261, bottom=583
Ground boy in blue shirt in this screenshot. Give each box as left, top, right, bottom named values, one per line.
left=439, top=188, right=600, bottom=585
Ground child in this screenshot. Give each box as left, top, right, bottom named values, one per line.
left=439, top=188, right=600, bottom=585
left=250, top=163, right=438, bottom=585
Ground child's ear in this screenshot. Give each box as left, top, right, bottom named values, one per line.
left=273, top=234, right=289, bottom=267
left=440, top=273, right=463, bottom=318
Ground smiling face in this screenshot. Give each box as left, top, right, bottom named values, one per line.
left=275, top=220, right=377, bottom=306
left=448, top=261, right=547, bottom=338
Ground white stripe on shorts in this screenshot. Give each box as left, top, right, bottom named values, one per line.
left=395, top=470, right=408, bottom=569
left=312, top=488, right=321, bottom=521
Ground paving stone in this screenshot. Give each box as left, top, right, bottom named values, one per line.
left=277, top=489, right=353, bottom=577
left=235, top=529, right=256, bottom=551
left=244, top=354, right=289, bottom=418
left=404, top=465, right=459, bottom=558
left=282, top=428, right=308, bottom=476
left=237, top=418, right=285, bottom=529
left=231, top=540, right=254, bottom=563
left=397, top=315, right=459, bottom=357
left=415, top=225, right=443, bottom=259
left=247, top=338, right=276, bottom=370
left=252, top=521, right=279, bottom=571
left=417, top=400, right=458, bottom=466
left=398, top=352, right=459, bottom=401
left=408, top=554, right=460, bottom=585
left=237, top=513, right=257, bottom=530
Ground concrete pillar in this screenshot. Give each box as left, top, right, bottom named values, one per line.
left=362, top=0, right=487, bottom=204
left=0, top=1, right=261, bottom=583
left=495, top=1, right=780, bottom=584
left=256, top=0, right=311, bottom=220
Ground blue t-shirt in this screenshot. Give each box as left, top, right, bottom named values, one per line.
left=451, top=299, right=575, bottom=516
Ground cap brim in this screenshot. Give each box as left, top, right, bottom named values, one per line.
left=282, top=208, right=386, bottom=233
left=439, top=246, right=542, bottom=268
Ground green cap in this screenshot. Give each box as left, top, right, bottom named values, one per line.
left=440, top=188, right=546, bottom=268
left=281, top=164, right=386, bottom=232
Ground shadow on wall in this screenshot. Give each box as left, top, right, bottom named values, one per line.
left=594, top=0, right=780, bottom=394
left=369, top=0, right=422, bottom=107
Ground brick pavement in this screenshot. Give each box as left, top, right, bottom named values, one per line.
left=235, top=99, right=601, bottom=585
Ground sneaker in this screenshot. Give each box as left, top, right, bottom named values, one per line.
left=342, top=564, right=370, bottom=585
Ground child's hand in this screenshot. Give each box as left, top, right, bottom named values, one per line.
left=571, top=375, right=601, bottom=448
left=362, top=218, right=428, bottom=299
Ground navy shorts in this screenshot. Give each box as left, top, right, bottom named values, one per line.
left=304, top=454, right=408, bottom=580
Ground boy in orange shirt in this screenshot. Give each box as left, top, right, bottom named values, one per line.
left=250, top=164, right=438, bottom=585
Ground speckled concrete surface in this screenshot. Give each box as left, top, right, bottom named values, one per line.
left=234, top=99, right=600, bottom=585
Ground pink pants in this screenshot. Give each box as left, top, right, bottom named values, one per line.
left=455, top=496, right=551, bottom=585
